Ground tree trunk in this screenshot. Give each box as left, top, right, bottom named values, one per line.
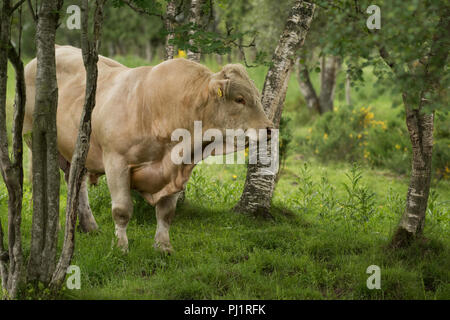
left=234, top=0, right=315, bottom=217
left=392, top=104, right=433, bottom=247
left=296, top=58, right=320, bottom=112
left=345, top=69, right=351, bottom=105
left=389, top=8, right=449, bottom=247
left=27, top=0, right=63, bottom=285
left=50, top=0, right=105, bottom=289
left=164, top=0, right=176, bottom=60
left=0, top=1, right=26, bottom=299
left=318, top=55, right=340, bottom=113
left=187, top=0, right=205, bottom=62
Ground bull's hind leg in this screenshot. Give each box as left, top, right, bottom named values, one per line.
left=154, top=193, right=179, bottom=254
left=104, top=155, right=133, bottom=252
left=59, top=154, right=98, bottom=232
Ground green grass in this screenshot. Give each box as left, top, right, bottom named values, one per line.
left=0, top=55, right=449, bottom=300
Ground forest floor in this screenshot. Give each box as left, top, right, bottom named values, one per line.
left=0, top=56, right=448, bottom=299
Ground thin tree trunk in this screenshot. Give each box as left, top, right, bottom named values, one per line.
left=187, top=0, right=205, bottom=62
left=50, top=0, right=105, bottom=290
left=345, top=69, right=351, bottom=105
left=389, top=7, right=449, bottom=247
left=27, top=0, right=63, bottom=285
left=319, top=55, right=340, bottom=113
left=0, top=0, right=26, bottom=299
left=164, top=0, right=176, bottom=60
left=234, top=0, right=315, bottom=217
left=296, top=57, right=320, bottom=112
left=392, top=104, right=434, bottom=246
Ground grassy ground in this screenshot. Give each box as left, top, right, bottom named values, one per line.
left=0, top=55, right=448, bottom=299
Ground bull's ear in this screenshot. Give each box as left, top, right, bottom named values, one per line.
left=209, top=79, right=229, bottom=100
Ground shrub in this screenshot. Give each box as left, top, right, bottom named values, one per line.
left=300, top=105, right=449, bottom=177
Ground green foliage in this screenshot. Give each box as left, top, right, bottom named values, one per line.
left=302, top=105, right=412, bottom=174
left=340, top=163, right=376, bottom=225
left=278, top=114, right=292, bottom=171
left=315, top=0, right=449, bottom=113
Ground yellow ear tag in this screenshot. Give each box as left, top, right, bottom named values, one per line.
left=217, top=88, right=223, bottom=97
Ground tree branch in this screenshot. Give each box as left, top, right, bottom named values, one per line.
left=26, top=0, right=37, bottom=22
left=10, top=0, right=26, bottom=13
left=121, top=0, right=163, bottom=20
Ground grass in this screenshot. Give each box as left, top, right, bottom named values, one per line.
left=0, top=54, right=449, bottom=300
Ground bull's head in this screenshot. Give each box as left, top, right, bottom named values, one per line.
left=203, top=64, right=273, bottom=154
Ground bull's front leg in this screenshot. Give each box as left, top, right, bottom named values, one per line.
left=154, top=193, right=179, bottom=254
left=104, top=154, right=133, bottom=252
left=59, top=154, right=98, bottom=232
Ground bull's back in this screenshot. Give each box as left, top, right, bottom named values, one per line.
left=23, top=45, right=128, bottom=172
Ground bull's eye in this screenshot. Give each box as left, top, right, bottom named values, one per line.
left=235, top=97, right=246, bottom=105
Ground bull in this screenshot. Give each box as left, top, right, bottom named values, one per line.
left=23, top=45, right=273, bottom=253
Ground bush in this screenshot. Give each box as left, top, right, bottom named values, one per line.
left=300, top=105, right=449, bottom=177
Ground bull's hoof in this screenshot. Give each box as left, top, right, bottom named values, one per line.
left=79, top=219, right=99, bottom=233
left=79, top=212, right=99, bottom=233
left=153, top=241, right=173, bottom=255
left=111, top=237, right=129, bottom=253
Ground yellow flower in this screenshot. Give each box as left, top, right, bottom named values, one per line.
left=445, top=166, right=450, bottom=173
left=357, top=134, right=362, bottom=139
left=315, top=148, right=319, bottom=154
left=232, top=174, right=237, bottom=180
left=364, top=150, right=370, bottom=158
left=404, top=147, right=407, bottom=152
left=334, top=107, right=339, bottom=112
left=349, top=133, right=353, bottom=138
left=323, top=133, right=328, bottom=140
left=176, top=50, right=187, bottom=58
left=395, top=144, right=401, bottom=150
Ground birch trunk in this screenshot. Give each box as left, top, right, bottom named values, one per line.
left=164, top=0, right=176, bottom=60
left=50, top=0, right=105, bottom=289
left=187, top=0, right=205, bottom=62
left=296, top=58, right=320, bottom=112
left=318, top=55, right=340, bottom=113
left=27, top=0, right=63, bottom=285
left=390, top=8, right=449, bottom=247
left=345, top=70, right=351, bottom=105
left=234, top=0, right=315, bottom=216
left=0, top=0, right=26, bottom=299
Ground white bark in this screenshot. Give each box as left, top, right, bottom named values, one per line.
left=234, top=1, right=315, bottom=216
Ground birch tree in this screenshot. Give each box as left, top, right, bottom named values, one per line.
left=121, top=0, right=181, bottom=60
left=186, top=0, right=205, bottom=62
left=27, top=0, right=64, bottom=285
left=234, top=0, right=315, bottom=217
left=0, top=0, right=26, bottom=299
left=296, top=55, right=341, bottom=114
left=315, top=0, right=449, bottom=247
left=50, top=0, right=106, bottom=289
left=388, top=7, right=449, bottom=246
